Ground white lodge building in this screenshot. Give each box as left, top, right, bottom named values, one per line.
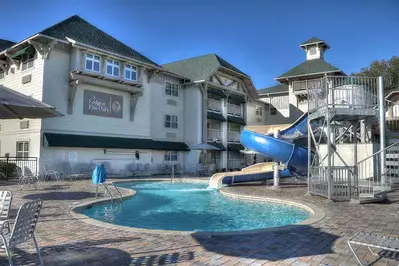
left=0, top=15, right=267, bottom=176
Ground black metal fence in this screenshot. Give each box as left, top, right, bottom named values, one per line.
left=0, top=157, right=38, bottom=180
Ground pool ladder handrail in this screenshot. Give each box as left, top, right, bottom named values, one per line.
left=95, top=182, right=123, bottom=203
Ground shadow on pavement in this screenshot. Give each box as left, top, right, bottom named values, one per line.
left=23, top=191, right=96, bottom=201
left=192, top=225, right=339, bottom=261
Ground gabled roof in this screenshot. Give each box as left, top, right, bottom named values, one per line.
left=40, top=15, right=160, bottom=67
left=300, top=37, right=329, bottom=48
left=276, top=59, right=343, bottom=80
left=0, top=39, right=16, bottom=52
left=163, top=54, right=258, bottom=99
left=162, top=53, right=248, bottom=81
left=258, top=84, right=289, bottom=95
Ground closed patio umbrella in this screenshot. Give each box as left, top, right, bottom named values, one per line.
left=0, top=85, right=63, bottom=119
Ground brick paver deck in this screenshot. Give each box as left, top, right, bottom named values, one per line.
left=1, top=179, right=399, bottom=266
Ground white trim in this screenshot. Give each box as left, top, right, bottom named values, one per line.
left=105, top=59, right=120, bottom=77
left=165, top=81, right=179, bottom=97
left=164, top=151, right=178, bottom=161
left=164, top=114, right=178, bottom=129
left=66, top=37, right=160, bottom=69
left=85, top=53, right=101, bottom=73
left=124, top=64, right=137, bottom=81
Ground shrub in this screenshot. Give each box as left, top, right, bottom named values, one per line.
left=0, top=161, right=18, bottom=179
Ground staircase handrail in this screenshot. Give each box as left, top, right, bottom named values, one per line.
left=355, top=141, right=399, bottom=166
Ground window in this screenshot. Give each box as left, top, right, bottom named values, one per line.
left=124, top=64, right=137, bottom=81
left=165, top=115, right=178, bottom=128
left=164, top=151, right=178, bottom=161
left=85, top=53, right=100, bottom=72
left=165, top=82, right=179, bottom=97
left=270, top=107, right=277, bottom=115
left=21, top=53, right=34, bottom=71
left=256, top=106, right=263, bottom=116
left=106, top=59, right=120, bottom=77
left=0, top=70, right=4, bottom=79
left=16, top=141, right=29, bottom=158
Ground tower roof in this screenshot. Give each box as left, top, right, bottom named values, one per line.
left=300, top=37, right=330, bottom=50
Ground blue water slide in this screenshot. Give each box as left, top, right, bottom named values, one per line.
left=280, top=112, right=309, bottom=138
left=216, top=113, right=311, bottom=187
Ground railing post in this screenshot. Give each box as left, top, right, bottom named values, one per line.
left=378, top=76, right=387, bottom=186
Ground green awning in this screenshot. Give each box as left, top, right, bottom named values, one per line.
left=208, top=142, right=226, bottom=151
left=229, top=94, right=246, bottom=104
left=10, top=45, right=36, bottom=59
left=44, top=133, right=189, bottom=151
left=207, top=111, right=226, bottom=122
left=208, top=88, right=226, bottom=98
left=227, top=115, right=246, bottom=125
left=153, top=140, right=189, bottom=151
left=227, top=143, right=244, bottom=151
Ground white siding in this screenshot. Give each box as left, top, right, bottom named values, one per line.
left=246, top=101, right=267, bottom=126
left=150, top=74, right=184, bottom=141
left=184, top=85, right=202, bottom=167
left=0, top=50, right=45, bottom=158
left=42, top=49, right=151, bottom=138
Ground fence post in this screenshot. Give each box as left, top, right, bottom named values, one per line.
left=5, top=155, right=9, bottom=181
left=378, top=76, right=386, bottom=186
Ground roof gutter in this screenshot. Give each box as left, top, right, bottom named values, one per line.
left=66, top=37, right=162, bottom=70
left=275, top=70, right=345, bottom=81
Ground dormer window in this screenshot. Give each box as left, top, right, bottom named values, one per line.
left=124, top=64, right=137, bottom=81
left=85, top=53, right=100, bottom=72
left=106, top=59, right=120, bottom=77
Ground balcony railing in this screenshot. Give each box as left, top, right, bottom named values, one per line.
left=228, top=131, right=241, bottom=143
left=292, top=78, right=324, bottom=92
left=227, top=103, right=241, bottom=117
left=207, top=129, right=222, bottom=141
left=207, top=99, right=221, bottom=113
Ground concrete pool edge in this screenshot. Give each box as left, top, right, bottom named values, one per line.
left=70, top=178, right=326, bottom=236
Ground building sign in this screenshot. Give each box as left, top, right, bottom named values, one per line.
left=83, top=90, right=123, bottom=118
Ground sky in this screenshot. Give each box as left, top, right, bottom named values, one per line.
left=1, top=0, right=398, bottom=89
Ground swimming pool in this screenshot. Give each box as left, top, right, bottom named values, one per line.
left=84, top=181, right=311, bottom=232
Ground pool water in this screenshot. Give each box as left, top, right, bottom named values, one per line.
left=85, top=182, right=311, bottom=232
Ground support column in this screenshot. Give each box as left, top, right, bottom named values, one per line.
left=360, top=120, right=366, bottom=143
left=221, top=98, right=228, bottom=170
left=352, top=122, right=358, bottom=199
left=273, top=130, right=280, bottom=188
left=326, top=114, right=332, bottom=200
left=378, top=76, right=386, bottom=185
left=202, top=83, right=208, bottom=144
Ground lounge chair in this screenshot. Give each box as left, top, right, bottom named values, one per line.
left=348, top=231, right=399, bottom=265
left=0, top=198, right=44, bottom=266
left=42, top=163, right=62, bottom=181
left=58, top=161, right=87, bottom=180
left=0, top=191, right=12, bottom=228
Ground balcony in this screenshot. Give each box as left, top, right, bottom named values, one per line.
left=228, top=131, right=241, bottom=143
left=227, top=103, right=241, bottom=117
left=207, top=128, right=222, bottom=141
left=207, top=99, right=221, bottom=113
left=292, top=78, right=323, bottom=92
